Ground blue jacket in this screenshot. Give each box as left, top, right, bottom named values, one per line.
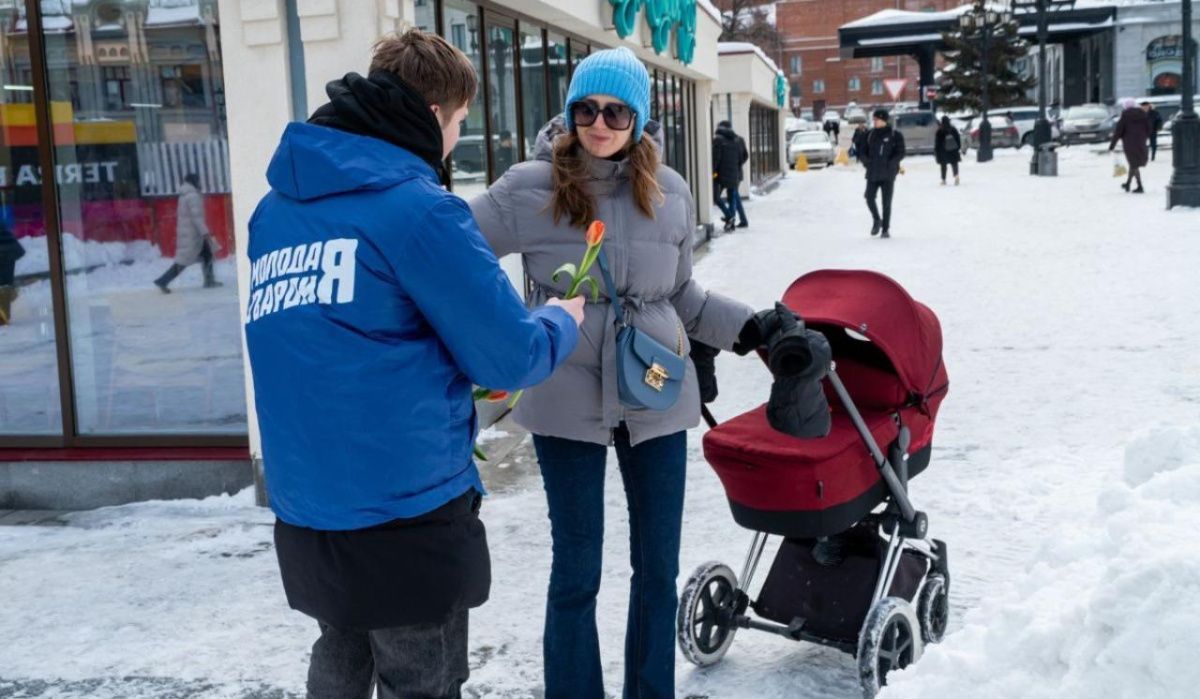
left=245, top=123, right=578, bottom=530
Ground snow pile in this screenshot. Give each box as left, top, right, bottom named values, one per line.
left=884, top=425, right=1200, bottom=699
left=16, top=233, right=164, bottom=277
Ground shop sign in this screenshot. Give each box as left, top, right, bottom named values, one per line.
left=1146, top=35, right=1198, bottom=93
left=608, top=0, right=698, bottom=65
left=776, top=73, right=786, bottom=108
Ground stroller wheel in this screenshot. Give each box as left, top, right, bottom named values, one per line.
left=918, top=574, right=950, bottom=644
left=857, top=597, right=923, bottom=698
left=677, top=561, right=739, bottom=667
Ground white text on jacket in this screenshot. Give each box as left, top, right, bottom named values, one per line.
left=245, top=239, right=358, bottom=323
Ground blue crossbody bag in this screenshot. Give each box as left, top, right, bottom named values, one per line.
left=596, top=246, right=686, bottom=411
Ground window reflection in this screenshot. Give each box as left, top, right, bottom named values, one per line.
left=488, top=24, right=518, bottom=181
left=444, top=0, right=487, bottom=199
left=519, top=26, right=546, bottom=159
left=35, top=0, right=246, bottom=434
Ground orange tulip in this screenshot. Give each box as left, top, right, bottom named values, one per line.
left=586, top=220, right=605, bottom=247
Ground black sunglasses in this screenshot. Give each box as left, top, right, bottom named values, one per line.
left=569, top=100, right=635, bottom=131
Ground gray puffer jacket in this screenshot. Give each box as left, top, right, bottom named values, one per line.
left=470, top=118, right=754, bottom=446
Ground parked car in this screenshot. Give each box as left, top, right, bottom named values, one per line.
left=1004, top=106, right=1063, bottom=147
left=822, top=109, right=841, bottom=125
left=961, top=114, right=1021, bottom=151
left=788, top=130, right=837, bottom=167
left=844, top=105, right=868, bottom=125
left=1059, top=103, right=1116, bottom=145
left=893, top=110, right=939, bottom=155
left=785, top=116, right=821, bottom=136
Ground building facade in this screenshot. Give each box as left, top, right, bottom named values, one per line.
left=713, top=41, right=788, bottom=193
left=777, top=0, right=959, bottom=115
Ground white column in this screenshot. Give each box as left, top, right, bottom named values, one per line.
left=695, top=79, right=715, bottom=226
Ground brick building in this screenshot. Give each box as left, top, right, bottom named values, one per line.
left=777, top=0, right=959, bottom=116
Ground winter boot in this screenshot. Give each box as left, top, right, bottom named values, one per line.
left=870, top=220, right=882, bottom=237
left=737, top=220, right=749, bottom=229
left=955, top=175, right=960, bottom=186
left=154, top=263, right=184, bottom=294
left=881, top=229, right=891, bottom=239
left=940, top=180, right=946, bottom=186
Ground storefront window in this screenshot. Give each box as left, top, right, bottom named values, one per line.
left=414, top=0, right=436, bottom=33
left=1, top=6, right=63, bottom=435
left=547, top=32, right=568, bottom=121
left=35, top=0, right=245, bottom=435
left=519, top=27, right=547, bottom=159
left=444, top=0, right=487, bottom=197
left=488, top=23, right=519, bottom=181
left=570, top=40, right=588, bottom=77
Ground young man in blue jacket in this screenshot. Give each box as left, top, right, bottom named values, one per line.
left=244, top=30, right=583, bottom=698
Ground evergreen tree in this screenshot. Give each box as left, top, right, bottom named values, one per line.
left=936, top=4, right=1035, bottom=114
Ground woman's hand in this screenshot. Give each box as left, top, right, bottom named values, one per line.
left=547, top=296, right=586, bottom=326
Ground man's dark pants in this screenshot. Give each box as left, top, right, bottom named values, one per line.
left=865, top=179, right=895, bottom=231
left=1150, top=132, right=1158, bottom=161
left=307, top=613, right=469, bottom=699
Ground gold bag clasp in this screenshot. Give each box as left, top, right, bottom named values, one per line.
left=644, top=363, right=668, bottom=391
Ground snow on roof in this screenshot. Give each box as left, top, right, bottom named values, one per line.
left=718, top=41, right=781, bottom=74
left=146, top=5, right=203, bottom=26
left=696, top=0, right=723, bottom=23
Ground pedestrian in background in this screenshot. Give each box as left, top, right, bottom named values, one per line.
left=154, top=173, right=221, bottom=293
left=934, top=115, right=962, bottom=186
left=850, top=123, right=868, bottom=163
left=1110, top=97, right=1150, bottom=194
left=860, top=109, right=906, bottom=238
left=1141, top=101, right=1164, bottom=162
left=712, top=119, right=749, bottom=230
left=0, top=223, right=24, bottom=325
left=823, top=115, right=840, bottom=144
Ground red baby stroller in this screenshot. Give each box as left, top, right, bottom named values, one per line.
left=676, top=270, right=951, bottom=698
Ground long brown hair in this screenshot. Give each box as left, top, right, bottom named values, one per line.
left=550, top=132, right=665, bottom=229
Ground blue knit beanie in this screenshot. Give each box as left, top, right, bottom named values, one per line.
left=564, top=47, right=651, bottom=142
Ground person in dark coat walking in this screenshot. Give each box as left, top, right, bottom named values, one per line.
left=712, top=120, right=749, bottom=230
left=823, top=116, right=840, bottom=142
left=0, top=223, right=25, bottom=325
left=1109, top=98, right=1151, bottom=193
left=934, top=116, right=962, bottom=186
left=1141, top=101, right=1164, bottom=162
left=860, top=109, right=906, bottom=238
left=244, top=30, right=583, bottom=699
left=850, top=123, right=868, bottom=163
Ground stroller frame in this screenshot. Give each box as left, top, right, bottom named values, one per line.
left=681, top=364, right=950, bottom=696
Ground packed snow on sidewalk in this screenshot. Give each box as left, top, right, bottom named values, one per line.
left=2, top=146, right=1199, bottom=698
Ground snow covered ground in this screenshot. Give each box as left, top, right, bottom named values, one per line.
left=2, top=146, right=1198, bottom=698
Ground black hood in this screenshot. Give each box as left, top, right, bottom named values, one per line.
left=308, top=71, right=447, bottom=182
left=716, top=126, right=738, bottom=140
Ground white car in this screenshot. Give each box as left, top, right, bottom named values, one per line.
left=1004, top=107, right=1062, bottom=147
left=788, top=131, right=837, bottom=167
left=822, top=110, right=841, bottom=125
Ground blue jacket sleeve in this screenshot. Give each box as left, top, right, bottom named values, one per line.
left=391, top=196, right=578, bottom=390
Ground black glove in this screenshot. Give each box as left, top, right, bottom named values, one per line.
left=733, top=304, right=792, bottom=356
left=767, top=374, right=832, bottom=439
left=766, top=309, right=832, bottom=381
left=689, top=340, right=720, bottom=404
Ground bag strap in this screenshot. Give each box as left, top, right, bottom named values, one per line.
left=596, top=245, right=626, bottom=328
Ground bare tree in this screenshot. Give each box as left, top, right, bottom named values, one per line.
left=716, top=0, right=782, bottom=57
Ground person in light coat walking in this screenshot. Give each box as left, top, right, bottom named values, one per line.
left=154, top=173, right=220, bottom=292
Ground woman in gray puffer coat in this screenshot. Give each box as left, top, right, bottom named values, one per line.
left=471, top=48, right=766, bottom=699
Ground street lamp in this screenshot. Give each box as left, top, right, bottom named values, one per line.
left=1167, top=0, right=1200, bottom=209
left=960, top=2, right=1014, bottom=163
left=1014, top=0, right=1075, bottom=176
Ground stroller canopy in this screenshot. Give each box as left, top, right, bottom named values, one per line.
left=782, top=270, right=947, bottom=410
